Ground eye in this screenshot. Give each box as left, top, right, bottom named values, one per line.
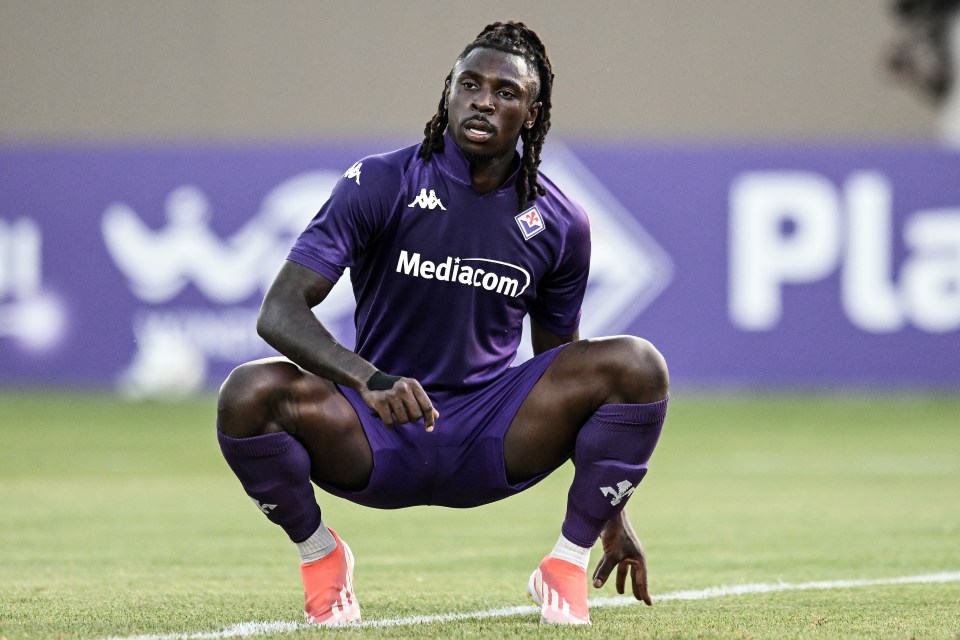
left=498, top=90, right=517, bottom=100
left=461, top=80, right=478, bottom=90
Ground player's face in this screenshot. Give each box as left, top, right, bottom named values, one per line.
left=445, top=47, right=541, bottom=163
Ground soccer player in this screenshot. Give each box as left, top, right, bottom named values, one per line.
left=216, top=21, right=669, bottom=626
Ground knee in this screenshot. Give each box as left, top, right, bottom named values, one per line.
left=598, top=336, right=669, bottom=404
left=216, top=359, right=299, bottom=439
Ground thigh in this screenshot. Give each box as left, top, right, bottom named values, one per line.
left=502, top=343, right=599, bottom=483
left=289, top=373, right=375, bottom=492
left=503, top=337, right=663, bottom=483
left=218, top=357, right=374, bottom=491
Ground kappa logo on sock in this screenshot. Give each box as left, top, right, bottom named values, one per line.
left=600, top=480, right=635, bottom=506
left=250, top=498, right=277, bottom=514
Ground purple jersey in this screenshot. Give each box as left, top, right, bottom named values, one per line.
left=288, top=133, right=590, bottom=390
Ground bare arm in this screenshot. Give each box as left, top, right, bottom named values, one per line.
left=258, top=261, right=373, bottom=388
left=258, top=260, right=437, bottom=429
left=530, top=318, right=579, bottom=356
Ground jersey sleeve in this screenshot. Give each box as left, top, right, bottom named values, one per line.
left=287, top=155, right=403, bottom=283
left=528, top=203, right=591, bottom=335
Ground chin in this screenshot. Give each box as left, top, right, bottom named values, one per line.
left=461, top=147, right=499, bottom=164
left=456, top=136, right=516, bottom=165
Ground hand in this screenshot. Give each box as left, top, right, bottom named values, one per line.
left=361, top=371, right=439, bottom=431
left=591, top=511, right=652, bottom=605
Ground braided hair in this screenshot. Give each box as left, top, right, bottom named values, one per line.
left=419, top=21, right=555, bottom=210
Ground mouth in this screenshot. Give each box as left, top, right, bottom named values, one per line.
left=461, top=117, right=496, bottom=143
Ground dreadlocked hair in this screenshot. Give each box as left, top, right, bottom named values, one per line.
left=419, top=21, right=555, bottom=210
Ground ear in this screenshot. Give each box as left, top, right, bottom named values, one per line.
left=524, top=101, right=542, bottom=129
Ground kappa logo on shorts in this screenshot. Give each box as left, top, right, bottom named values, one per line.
left=343, top=162, right=362, bottom=185
left=515, top=206, right=545, bottom=240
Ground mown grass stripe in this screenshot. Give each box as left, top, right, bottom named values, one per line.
left=102, top=570, right=960, bottom=639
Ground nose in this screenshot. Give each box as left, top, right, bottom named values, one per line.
left=471, top=88, right=495, bottom=114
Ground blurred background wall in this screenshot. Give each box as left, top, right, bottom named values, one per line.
left=0, top=0, right=940, bottom=143
left=2, top=1, right=958, bottom=395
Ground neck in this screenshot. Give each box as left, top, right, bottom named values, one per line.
left=464, top=147, right=519, bottom=194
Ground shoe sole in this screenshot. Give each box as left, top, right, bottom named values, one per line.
left=527, top=568, right=543, bottom=607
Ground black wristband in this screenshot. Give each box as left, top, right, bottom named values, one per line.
left=367, top=370, right=401, bottom=391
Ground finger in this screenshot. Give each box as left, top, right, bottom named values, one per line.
left=372, top=400, right=394, bottom=427
left=616, top=561, right=628, bottom=595
left=633, top=561, right=652, bottom=605
left=378, top=411, right=394, bottom=427
left=389, top=397, right=410, bottom=425
left=401, top=379, right=433, bottom=424
left=592, top=555, right=614, bottom=588
left=400, top=398, right=420, bottom=424
left=411, top=384, right=438, bottom=432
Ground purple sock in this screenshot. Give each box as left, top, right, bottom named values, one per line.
left=217, top=429, right=321, bottom=543
left=561, top=396, right=668, bottom=547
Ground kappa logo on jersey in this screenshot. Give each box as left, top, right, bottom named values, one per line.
left=515, top=206, right=546, bottom=240
left=600, top=480, right=635, bottom=506
left=250, top=498, right=277, bottom=514
left=407, top=188, right=446, bottom=210
left=343, top=162, right=362, bottom=185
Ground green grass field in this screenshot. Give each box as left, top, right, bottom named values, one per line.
left=1, top=392, right=958, bottom=640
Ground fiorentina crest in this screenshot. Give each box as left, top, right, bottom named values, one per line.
left=600, top=480, right=635, bottom=506
left=515, top=206, right=545, bottom=240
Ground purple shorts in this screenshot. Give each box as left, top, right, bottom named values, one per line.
left=313, top=345, right=566, bottom=509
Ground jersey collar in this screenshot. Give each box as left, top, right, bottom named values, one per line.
left=437, top=131, right=521, bottom=192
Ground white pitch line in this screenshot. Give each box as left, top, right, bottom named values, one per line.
left=103, top=571, right=960, bottom=640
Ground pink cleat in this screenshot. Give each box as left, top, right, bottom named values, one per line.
left=301, top=529, right=360, bottom=625
left=527, top=555, right=590, bottom=625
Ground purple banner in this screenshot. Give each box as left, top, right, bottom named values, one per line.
left=1, top=142, right=958, bottom=393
